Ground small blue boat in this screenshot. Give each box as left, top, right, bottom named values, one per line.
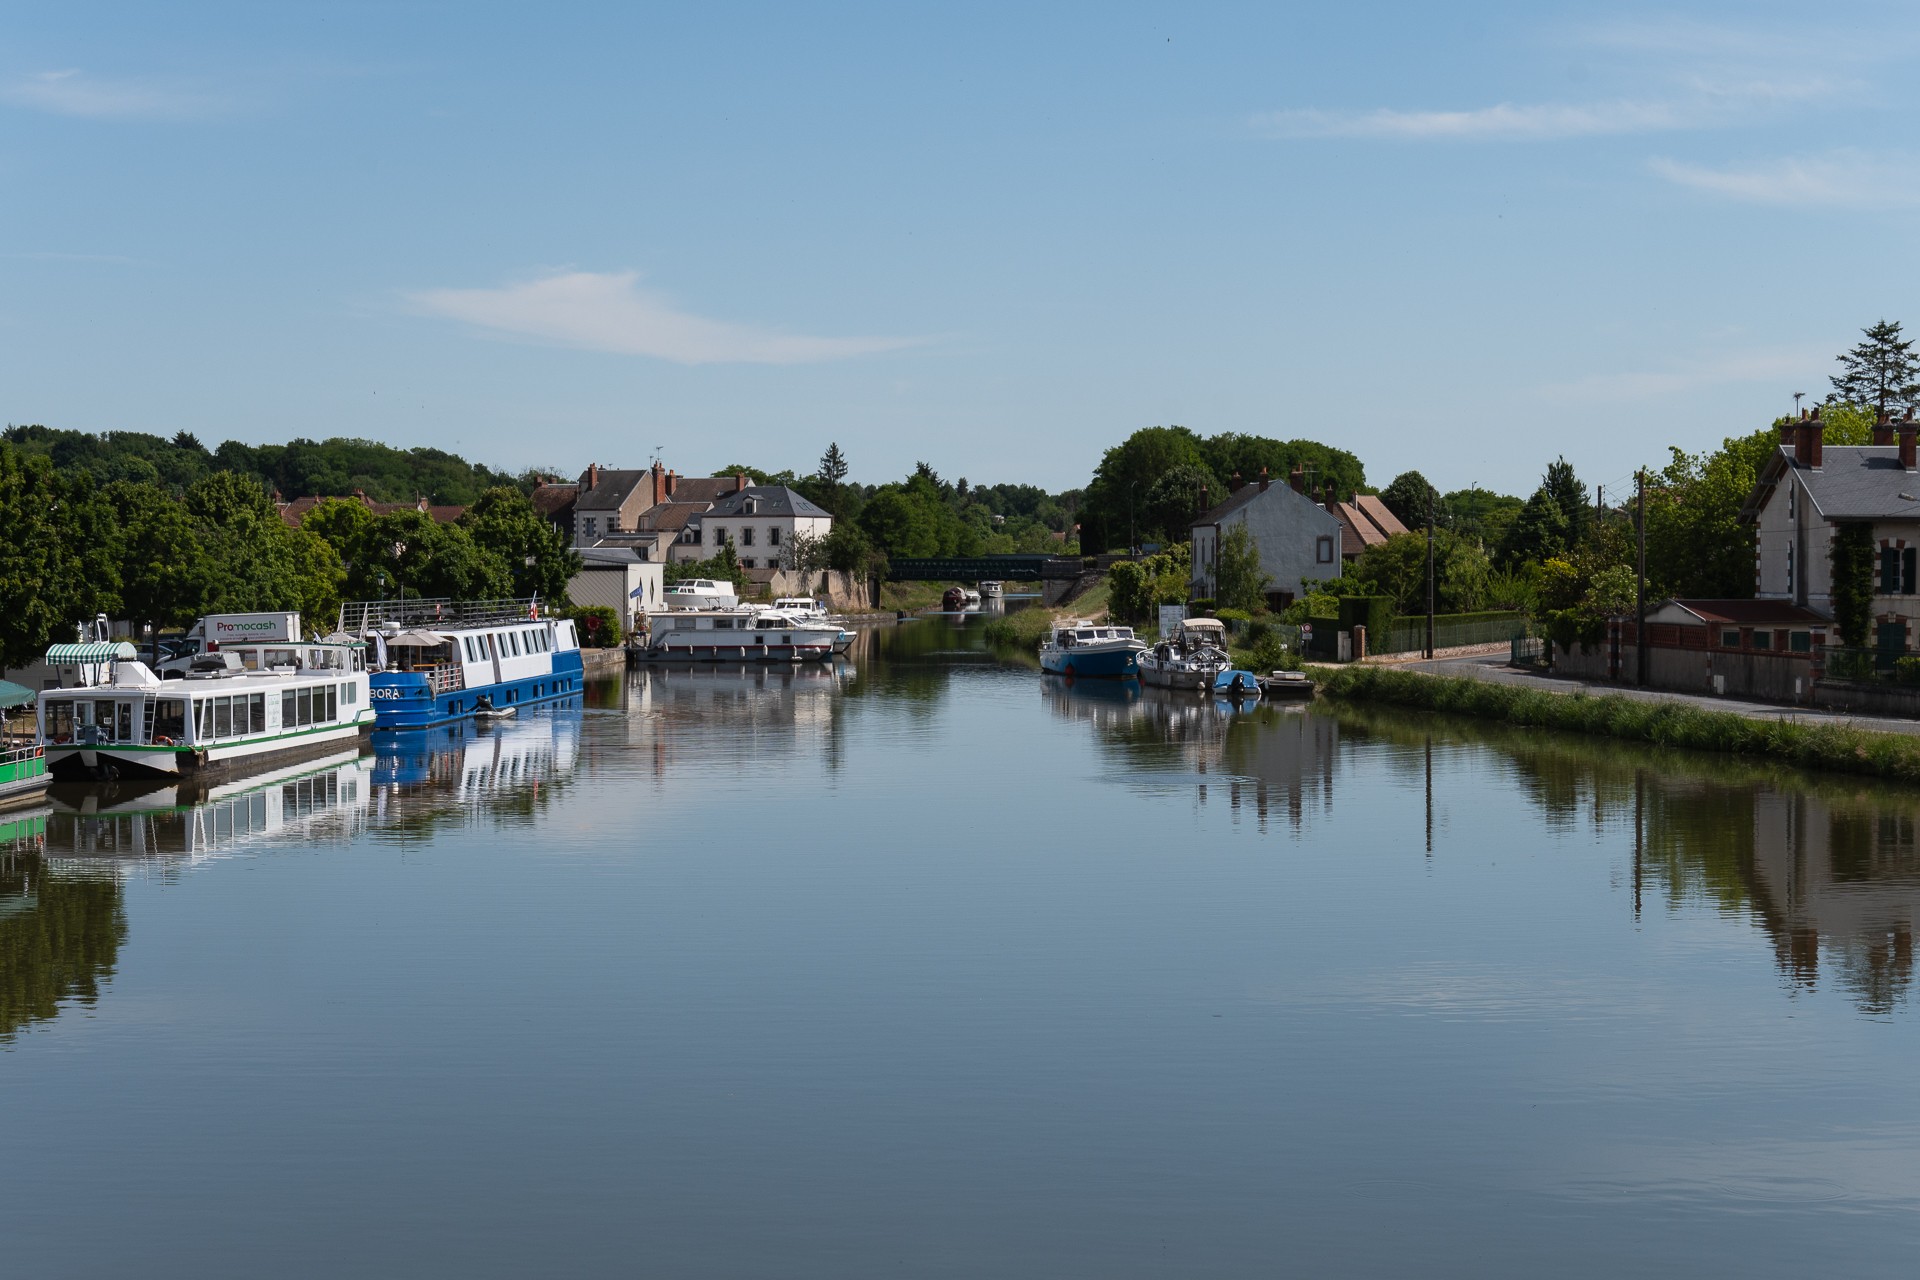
left=1213, top=669, right=1262, bottom=699
left=1039, top=618, right=1147, bottom=679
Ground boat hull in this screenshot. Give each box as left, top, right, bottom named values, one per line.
left=44, top=721, right=370, bottom=781
left=1040, top=645, right=1140, bottom=678
left=1138, top=660, right=1227, bottom=691
left=0, top=746, right=50, bottom=810
left=370, top=651, right=586, bottom=730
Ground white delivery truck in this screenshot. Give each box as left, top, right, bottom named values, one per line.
left=157, top=612, right=304, bottom=675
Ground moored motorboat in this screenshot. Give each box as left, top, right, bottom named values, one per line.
left=1257, top=670, right=1316, bottom=700
left=1038, top=619, right=1147, bottom=679
left=941, top=586, right=982, bottom=612
left=662, top=579, right=739, bottom=610
left=637, top=608, right=840, bottom=662
left=1213, top=669, right=1262, bottom=699
left=1138, top=617, right=1232, bottom=691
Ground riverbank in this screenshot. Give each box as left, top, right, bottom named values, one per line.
left=1315, top=662, right=1920, bottom=783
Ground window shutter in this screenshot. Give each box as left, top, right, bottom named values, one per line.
left=1904, top=547, right=1916, bottom=595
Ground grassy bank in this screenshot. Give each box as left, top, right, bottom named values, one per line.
left=1315, top=664, right=1920, bottom=784
left=981, top=606, right=1055, bottom=649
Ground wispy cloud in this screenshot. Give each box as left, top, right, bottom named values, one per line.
left=1, top=69, right=222, bottom=120
left=408, top=270, right=920, bottom=365
left=1257, top=99, right=1693, bottom=141
left=1650, top=150, right=1920, bottom=208
left=1540, top=344, right=1830, bottom=403
left=1256, top=77, right=1829, bottom=142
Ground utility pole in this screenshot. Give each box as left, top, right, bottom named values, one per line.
left=1425, top=492, right=1436, bottom=659
left=1635, top=468, right=1648, bottom=685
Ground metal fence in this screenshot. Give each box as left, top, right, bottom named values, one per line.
left=1375, top=612, right=1529, bottom=655
left=1820, top=646, right=1920, bottom=684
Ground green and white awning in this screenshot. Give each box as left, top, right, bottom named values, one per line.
left=0, top=679, right=34, bottom=709
left=44, top=641, right=138, bottom=663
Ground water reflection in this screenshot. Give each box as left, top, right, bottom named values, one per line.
left=1336, top=703, right=1920, bottom=1016
left=0, top=815, right=126, bottom=1042
left=1045, top=678, right=1338, bottom=832
left=369, top=698, right=582, bottom=838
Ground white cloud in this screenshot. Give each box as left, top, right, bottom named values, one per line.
left=1256, top=74, right=1830, bottom=143
left=407, top=270, right=920, bottom=365
left=1, top=69, right=221, bottom=120
left=1540, top=345, right=1831, bottom=403
left=1650, top=150, right=1920, bottom=208
left=1256, top=99, right=1694, bottom=141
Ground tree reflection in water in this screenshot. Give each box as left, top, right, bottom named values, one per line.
left=1334, top=701, right=1920, bottom=1016
left=0, top=821, right=127, bottom=1042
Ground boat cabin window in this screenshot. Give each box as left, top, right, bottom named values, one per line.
left=154, top=698, right=186, bottom=742
left=45, top=700, right=74, bottom=743
left=265, top=647, right=298, bottom=668
left=714, top=618, right=734, bottom=629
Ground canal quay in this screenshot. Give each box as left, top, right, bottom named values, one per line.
left=6, top=616, right=1920, bottom=1277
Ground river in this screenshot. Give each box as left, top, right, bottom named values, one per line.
left=4, top=617, right=1919, bottom=1277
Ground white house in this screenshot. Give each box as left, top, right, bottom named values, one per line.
left=1191, top=468, right=1344, bottom=606
left=673, top=486, right=834, bottom=569
left=1745, top=409, right=1920, bottom=653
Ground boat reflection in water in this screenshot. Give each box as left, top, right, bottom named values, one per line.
left=369, top=697, right=582, bottom=833
left=44, top=749, right=375, bottom=861
left=620, top=661, right=851, bottom=775
left=1043, top=677, right=1335, bottom=832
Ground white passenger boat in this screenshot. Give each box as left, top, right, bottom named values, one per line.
left=769, top=597, right=854, bottom=651
left=37, top=621, right=374, bottom=780
left=638, top=609, right=840, bottom=662
left=662, top=579, right=740, bottom=610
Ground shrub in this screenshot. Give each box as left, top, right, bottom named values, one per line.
left=567, top=605, right=622, bottom=648
left=1896, top=656, right=1920, bottom=687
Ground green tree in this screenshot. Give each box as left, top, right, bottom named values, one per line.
left=1541, top=457, right=1590, bottom=547
left=0, top=446, right=121, bottom=668
left=1496, top=486, right=1572, bottom=570
left=302, top=498, right=376, bottom=577
left=1140, top=464, right=1215, bottom=545
left=1349, top=531, right=1491, bottom=614
left=358, top=509, right=512, bottom=601
left=461, top=486, right=582, bottom=600
left=1082, top=426, right=1218, bottom=552
left=1213, top=523, right=1270, bottom=612
left=1831, top=319, right=1920, bottom=415
left=1379, top=471, right=1444, bottom=530
left=108, top=481, right=210, bottom=636
left=1832, top=523, right=1875, bottom=648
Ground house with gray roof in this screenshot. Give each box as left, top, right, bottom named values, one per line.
left=1190, top=467, right=1344, bottom=606
left=1744, top=409, right=1920, bottom=653
left=676, top=486, right=834, bottom=569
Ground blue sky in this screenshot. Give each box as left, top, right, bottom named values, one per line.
left=3, top=1, right=1916, bottom=498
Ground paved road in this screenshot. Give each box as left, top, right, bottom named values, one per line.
left=1398, top=652, right=1920, bottom=738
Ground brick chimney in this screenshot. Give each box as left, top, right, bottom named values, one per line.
left=1229, top=471, right=1244, bottom=493
left=1322, top=480, right=1336, bottom=508
left=666, top=469, right=677, bottom=498
left=584, top=463, right=599, bottom=491
left=736, top=472, right=748, bottom=493
left=1780, top=413, right=1801, bottom=445
left=1258, top=466, right=1270, bottom=492
left=1795, top=407, right=1823, bottom=469
left=1874, top=411, right=1895, bottom=446
left=1900, top=409, right=1917, bottom=471
left=1288, top=464, right=1306, bottom=494
left=1196, top=485, right=1210, bottom=513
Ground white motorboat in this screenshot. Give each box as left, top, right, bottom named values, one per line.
left=1038, top=619, right=1147, bottom=678
left=638, top=609, right=841, bottom=662
left=1138, top=618, right=1233, bottom=692
left=662, top=579, right=740, bottom=610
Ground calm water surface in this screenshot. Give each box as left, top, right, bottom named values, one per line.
left=5, top=618, right=1920, bottom=1276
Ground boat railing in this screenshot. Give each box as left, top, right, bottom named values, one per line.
left=426, top=664, right=465, bottom=694
left=340, top=597, right=547, bottom=633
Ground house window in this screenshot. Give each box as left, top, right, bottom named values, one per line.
left=1788, top=483, right=1796, bottom=520
left=1316, top=536, right=1334, bottom=564
left=1786, top=542, right=1794, bottom=595
left=1881, top=547, right=1901, bottom=594
left=742, top=527, right=755, bottom=547
left=1752, top=630, right=1771, bottom=650
left=608, top=516, right=622, bottom=533
left=741, top=558, right=756, bottom=569
left=1721, top=630, right=1741, bottom=648
left=584, top=517, right=598, bottom=539
left=769, top=527, right=781, bottom=546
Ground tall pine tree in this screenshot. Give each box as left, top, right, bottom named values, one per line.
left=1830, top=319, right=1920, bottom=414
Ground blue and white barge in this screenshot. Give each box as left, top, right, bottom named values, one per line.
left=344, top=599, right=585, bottom=731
